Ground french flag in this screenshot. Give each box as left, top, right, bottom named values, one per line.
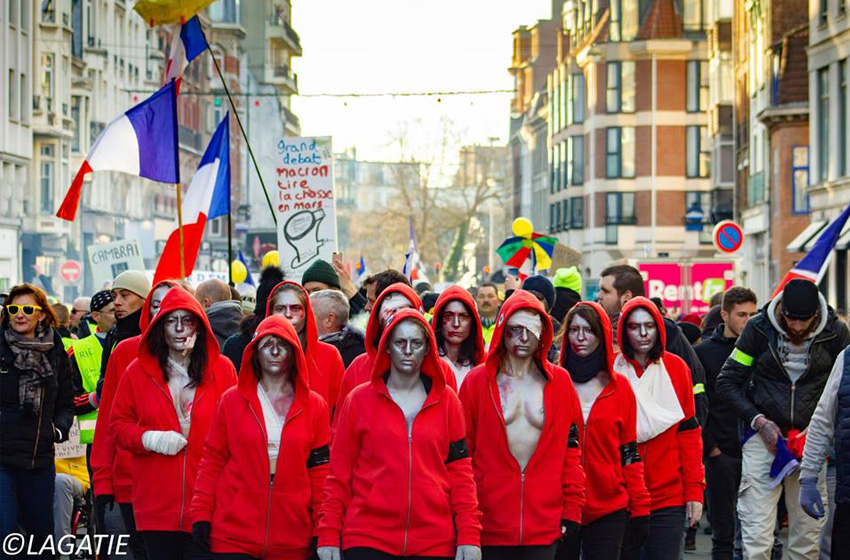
left=56, top=81, right=179, bottom=221
left=165, top=16, right=208, bottom=94
left=771, top=201, right=850, bottom=298
left=153, top=113, right=230, bottom=283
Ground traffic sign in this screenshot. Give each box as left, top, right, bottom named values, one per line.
left=60, top=260, right=82, bottom=283
left=713, top=221, right=744, bottom=254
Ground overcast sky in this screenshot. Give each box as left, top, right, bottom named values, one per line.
left=292, top=0, right=554, bottom=164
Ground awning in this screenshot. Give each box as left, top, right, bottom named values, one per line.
left=835, top=220, right=850, bottom=250
left=786, top=220, right=827, bottom=252
left=803, top=221, right=834, bottom=251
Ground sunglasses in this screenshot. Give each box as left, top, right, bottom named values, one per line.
left=6, top=304, right=43, bottom=317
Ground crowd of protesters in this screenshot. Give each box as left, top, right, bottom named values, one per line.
left=1, top=258, right=848, bottom=560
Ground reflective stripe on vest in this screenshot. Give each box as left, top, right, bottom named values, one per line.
left=72, top=335, right=103, bottom=444
left=61, top=337, right=74, bottom=352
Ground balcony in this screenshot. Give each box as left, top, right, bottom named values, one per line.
left=268, top=64, right=298, bottom=93
left=282, top=104, right=300, bottom=131
left=268, top=14, right=302, bottom=55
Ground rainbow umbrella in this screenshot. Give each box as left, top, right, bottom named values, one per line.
left=496, top=218, right=558, bottom=271
left=133, top=0, right=215, bottom=25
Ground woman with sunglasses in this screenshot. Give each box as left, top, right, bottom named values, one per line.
left=0, top=284, right=74, bottom=558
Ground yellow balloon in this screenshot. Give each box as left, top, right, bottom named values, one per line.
left=512, top=217, right=534, bottom=238
left=231, top=260, right=248, bottom=284
left=262, top=250, right=280, bottom=268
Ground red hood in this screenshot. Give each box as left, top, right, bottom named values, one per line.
left=237, top=315, right=311, bottom=398
left=266, top=281, right=319, bottom=352
left=616, top=296, right=667, bottom=358
left=364, top=283, right=423, bottom=359
left=370, top=308, right=446, bottom=391
left=432, top=286, right=485, bottom=365
left=559, top=301, right=615, bottom=373
left=484, top=290, right=553, bottom=377
left=137, top=286, right=221, bottom=375
left=139, top=280, right=179, bottom=332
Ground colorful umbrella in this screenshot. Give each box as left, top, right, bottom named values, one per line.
left=496, top=218, right=558, bottom=271
left=133, top=0, right=215, bottom=26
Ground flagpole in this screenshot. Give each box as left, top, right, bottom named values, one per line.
left=227, top=212, right=233, bottom=286
left=176, top=183, right=186, bottom=279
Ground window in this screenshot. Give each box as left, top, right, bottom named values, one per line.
left=549, top=146, right=555, bottom=195
left=19, top=73, right=27, bottom=124
left=606, top=127, right=636, bottom=178
left=841, top=0, right=847, bottom=16
left=9, top=0, right=17, bottom=26
left=569, top=135, right=584, bottom=185
left=20, top=0, right=28, bottom=32
left=685, top=191, right=712, bottom=243
left=562, top=200, right=570, bottom=231
left=40, top=145, right=55, bottom=213
left=549, top=204, right=556, bottom=233
left=605, top=192, right=636, bottom=243
left=555, top=202, right=562, bottom=231
left=683, top=0, right=705, bottom=32
left=841, top=61, right=848, bottom=177
left=71, top=96, right=81, bottom=152
left=7, top=71, right=16, bottom=121
left=42, top=0, right=55, bottom=23
left=41, top=54, right=55, bottom=101
left=792, top=146, right=810, bottom=214
left=687, top=61, right=709, bottom=112
left=820, top=0, right=828, bottom=25
left=211, top=218, right=222, bottom=236
left=553, top=143, right=561, bottom=193
left=570, top=196, right=584, bottom=228
left=687, top=126, right=710, bottom=178
left=608, top=0, right=637, bottom=42
left=818, top=67, right=830, bottom=182
left=606, top=62, right=635, bottom=113
left=571, top=73, right=585, bottom=124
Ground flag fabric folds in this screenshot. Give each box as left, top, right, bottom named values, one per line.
left=56, top=81, right=179, bottom=221
left=165, top=16, right=208, bottom=93
left=770, top=201, right=850, bottom=298
left=402, top=219, right=420, bottom=281
left=238, top=250, right=255, bottom=286
left=153, top=113, right=230, bottom=283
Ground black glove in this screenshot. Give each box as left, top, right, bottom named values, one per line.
left=560, top=519, right=580, bottom=539
left=627, top=516, right=650, bottom=549
left=95, top=494, right=115, bottom=510
left=192, top=521, right=211, bottom=552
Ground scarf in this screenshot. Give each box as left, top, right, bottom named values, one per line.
left=613, top=354, right=684, bottom=443
left=5, top=328, right=55, bottom=415
left=565, top=345, right=605, bottom=384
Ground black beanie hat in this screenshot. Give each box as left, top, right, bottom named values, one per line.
left=301, top=259, right=341, bottom=289
left=522, top=275, right=556, bottom=311
left=781, top=279, right=820, bottom=319
left=90, top=290, right=113, bottom=313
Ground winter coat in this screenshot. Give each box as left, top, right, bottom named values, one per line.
left=459, top=291, right=584, bottom=545
left=318, top=309, right=481, bottom=556
left=319, top=324, right=365, bottom=369
left=191, top=316, right=330, bottom=559
left=110, top=288, right=237, bottom=532
left=96, top=306, right=143, bottom=398
left=695, top=324, right=742, bottom=457
left=206, top=300, right=243, bottom=349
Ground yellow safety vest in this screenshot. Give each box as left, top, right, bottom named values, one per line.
left=482, top=323, right=496, bottom=351
left=61, top=337, right=74, bottom=352
left=71, top=335, right=103, bottom=444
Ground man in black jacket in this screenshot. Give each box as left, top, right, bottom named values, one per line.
left=717, top=279, right=850, bottom=559
left=597, top=264, right=708, bottom=425
left=695, top=287, right=758, bottom=560
left=311, top=289, right=365, bottom=368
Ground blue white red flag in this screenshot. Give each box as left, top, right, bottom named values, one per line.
left=355, top=254, right=367, bottom=281
left=771, top=202, right=850, bottom=298
left=57, top=81, right=179, bottom=221
left=165, top=16, right=208, bottom=94
left=238, top=250, right=255, bottom=286
left=402, top=218, right=420, bottom=281
left=154, top=112, right=230, bottom=282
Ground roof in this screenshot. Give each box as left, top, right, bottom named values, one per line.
left=637, top=0, right=682, bottom=40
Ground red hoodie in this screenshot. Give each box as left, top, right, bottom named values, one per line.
left=266, top=282, right=345, bottom=414
left=458, top=291, right=585, bottom=546
left=614, top=297, right=704, bottom=511
left=91, top=280, right=177, bottom=502
left=558, top=301, right=650, bottom=525
left=337, top=283, right=459, bottom=411
left=110, top=288, right=237, bottom=532
left=318, top=309, right=481, bottom=556
left=191, top=315, right=330, bottom=559
left=432, top=286, right=486, bottom=386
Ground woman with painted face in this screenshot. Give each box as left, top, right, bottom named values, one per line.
left=556, top=302, right=650, bottom=560
left=432, top=286, right=486, bottom=388
left=318, top=309, right=481, bottom=560
left=110, top=288, right=236, bottom=560
left=191, top=315, right=330, bottom=558
left=0, top=284, right=74, bottom=558
left=613, top=297, right=704, bottom=560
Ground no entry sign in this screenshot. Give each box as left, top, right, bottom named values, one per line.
left=60, top=260, right=82, bottom=283
left=713, top=221, right=744, bottom=254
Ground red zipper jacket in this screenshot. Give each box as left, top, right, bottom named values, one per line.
left=432, top=286, right=486, bottom=384
left=558, top=301, right=650, bottom=524
left=110, top=288, right=237, bottom=532
left=318, top=309, right=481, bottom=556
left=614, top=297, right=704, bottom=511
left=191, top=315, right=330, bottom=559
left=91, top=280, right=177, bottom=502
left=266, top=281, right=345, bottom=415
left=458, top=291, right=585, bottom=546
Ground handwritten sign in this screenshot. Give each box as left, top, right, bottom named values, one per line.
left=88, top=239, right=145, bottom=290
left=55, top=419, right=87, bottom=459
left=274, top=137, right=337, bottom=276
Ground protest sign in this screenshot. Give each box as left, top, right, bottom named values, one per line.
left=274, top=137, right=337, bottom=277
left=88, top=239, right=145, bottom=289
left=639, top=260, right=735, bottom=316
left=55, top=419, right=87, bottom=459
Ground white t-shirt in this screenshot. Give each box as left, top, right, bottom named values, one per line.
left=574, top=376, right=606, bottom=423
left=258, top=383, right=286, bottom=474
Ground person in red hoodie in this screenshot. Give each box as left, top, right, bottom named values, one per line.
left=190, top=315, right=330, bottom=559
left=318, top=309, right=481, bottom=560
left=458, top=290, right=585, bottom=560
left=90, top=279, right=177, bottom=560
left=556, top=302, right=650, bottom=560
left=432, top=286, right=486, bottom=388
left=613, top=297, right=704, bottom=560
left=265, top=281, right=345, bottom=416
left=110, top=287, right=237, bottom=560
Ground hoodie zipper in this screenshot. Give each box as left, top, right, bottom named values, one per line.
left=580, top=388, right=615, bottom=468
left=31, top=386, right=45, bottom=469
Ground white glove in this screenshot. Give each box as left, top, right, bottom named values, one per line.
left=317, top=547, right=340, bottom=560
left=142, top=430, right=188, bottom=455
left=686, top=501, right=703, bottom=527
left=455, top=545, right=482, bottom=560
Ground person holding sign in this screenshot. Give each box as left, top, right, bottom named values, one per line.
left=190, top=315, right=330, bottom=558
left=110, top=288, right=236, bottom=560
